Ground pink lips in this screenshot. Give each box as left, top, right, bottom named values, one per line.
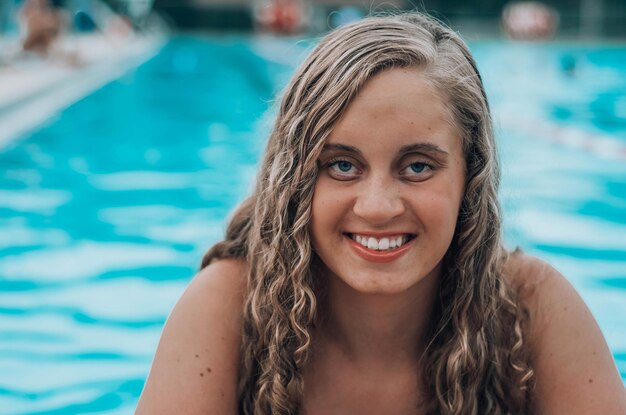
left=345, top=234, right=414, bottom=263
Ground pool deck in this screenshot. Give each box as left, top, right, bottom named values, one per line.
left=0, top=34, right=163, bottom=150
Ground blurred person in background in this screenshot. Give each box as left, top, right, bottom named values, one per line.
left=501, top=1, right=558, bottom=40
left=19, top=0, right=64, bottom=56
left=253, top=0, right=310, bottom=34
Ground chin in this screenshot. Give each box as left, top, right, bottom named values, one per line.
left=339, top=271, right=420, bottom=295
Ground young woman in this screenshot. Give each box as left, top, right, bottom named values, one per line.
left=136, top=13, right=626, bottom=415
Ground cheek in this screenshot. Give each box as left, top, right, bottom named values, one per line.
left=310, top=180, right=344, bottom=242
left=417, top=180, right=464, bottom=237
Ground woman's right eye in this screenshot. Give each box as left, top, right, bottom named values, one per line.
left=327, top=159, right=359, bottom=179
left=334, top=160, right=353, bottom=172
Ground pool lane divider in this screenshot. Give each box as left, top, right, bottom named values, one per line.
left=0, top=35, right=164, bottom=150
left=499, top=113, right=626, bottom=160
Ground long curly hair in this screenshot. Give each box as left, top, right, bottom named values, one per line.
left=202, top=13, right=534, bottom=415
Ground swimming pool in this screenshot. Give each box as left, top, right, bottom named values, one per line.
left=1, top=36, right=625, bottom=414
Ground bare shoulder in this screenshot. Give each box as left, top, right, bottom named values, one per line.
left=502, top=250, right=626, bottom=414
left=135, top=258, right=248, bottom=415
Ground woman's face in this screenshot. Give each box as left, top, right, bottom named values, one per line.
left=310, top=68, right=466, bottom=295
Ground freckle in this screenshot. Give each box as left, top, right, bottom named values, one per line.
left=195, top=354, right=199, bottom=358
left=207, top=367, right=212, bottom=373
left=200, top=373, right=204, bottom=377
left=588, top=378, right=593, bottom=383
left=221, top=392, right=225, bottom=397
left=563, top=307, right=568, bottom=311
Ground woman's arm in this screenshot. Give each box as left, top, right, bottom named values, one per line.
left=135, top=259, right=247, bottom=415
left=514, top=254, right=626, bottom=414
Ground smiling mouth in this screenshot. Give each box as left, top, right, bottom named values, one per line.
left=345, top=233, right=417, bottom=251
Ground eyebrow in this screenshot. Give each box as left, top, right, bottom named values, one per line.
left=398, top=143, right=450, bottom=158
left=321, top=143, right=362, bottom=155
left=321, top=142, right=449, bottom=158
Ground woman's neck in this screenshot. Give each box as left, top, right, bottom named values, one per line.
left=316, top=265, right=441, bottom=369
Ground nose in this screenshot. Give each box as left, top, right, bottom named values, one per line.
left=353, top=175, right=406, bottom=226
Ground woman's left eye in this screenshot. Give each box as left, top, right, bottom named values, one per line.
left=409, top=163, right=426, bottom=173
left=400, top=162, right=433, bottom=179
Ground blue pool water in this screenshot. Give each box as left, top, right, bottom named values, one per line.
left=1, top=37, right=625, bottom=414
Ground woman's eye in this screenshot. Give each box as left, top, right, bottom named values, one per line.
left=327, top=159, right=359, bottom=179
left=409, top=162, right=426, bottom=173
left=400, top=162, right=433, bottom=179
left=335, top=161, right=353, bottom=172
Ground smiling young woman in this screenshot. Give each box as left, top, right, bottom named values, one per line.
left=310, top=68, right=465, bottom=298
left=135, top=12, right=626, bottom=415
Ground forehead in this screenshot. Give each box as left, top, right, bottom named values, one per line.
left=326, top=68, right=461, bottom=153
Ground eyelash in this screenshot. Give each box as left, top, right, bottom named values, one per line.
left=324, top=158, right=434, bottom=181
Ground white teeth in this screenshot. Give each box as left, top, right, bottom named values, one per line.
left=350, top=234, right=411, bottom=251
left=367, top=237, right=378, bottom=250
left=379, top=238, right=389, bottom=250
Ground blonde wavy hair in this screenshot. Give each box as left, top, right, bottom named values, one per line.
left=202, top=12, right=534, bottom=415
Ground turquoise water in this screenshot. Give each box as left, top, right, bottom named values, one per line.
left=1, top=37, right=625, bottom=414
